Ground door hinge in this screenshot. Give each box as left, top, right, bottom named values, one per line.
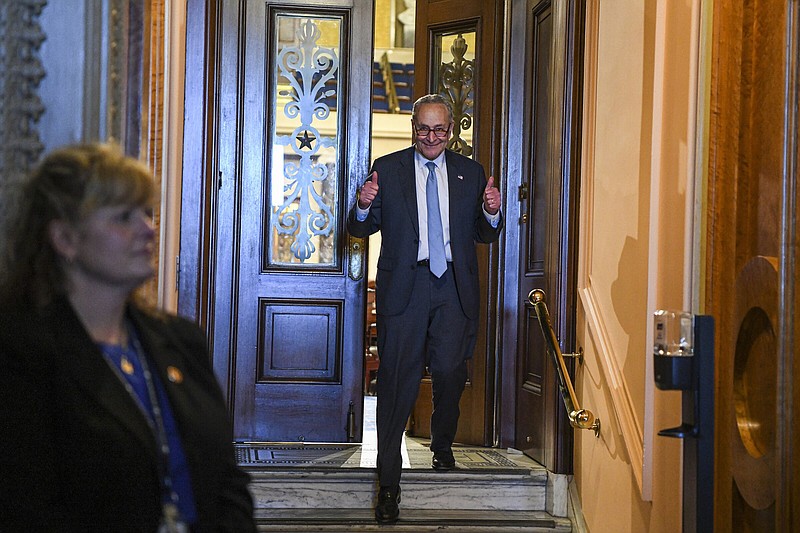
left=346, top=400, right=356, bottom=442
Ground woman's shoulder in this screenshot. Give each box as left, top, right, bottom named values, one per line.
left=130, top=304, right=204, bottom=338
left=129, top=305, right=209, bottom=359
left=0, top=297, right=56, bottom=371
left=128, top=304, right=215, bottom=375
left=0, top=295, right=43, bottom=333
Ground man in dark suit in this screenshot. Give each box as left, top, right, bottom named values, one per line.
left=347, top=94, right=503, bottom=523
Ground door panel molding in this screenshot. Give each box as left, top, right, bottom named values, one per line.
left=179, top=0, right=225, bottom=348
left=577, top=285, right=644, bottom=490
left=256, top=299, right=342, bottom=383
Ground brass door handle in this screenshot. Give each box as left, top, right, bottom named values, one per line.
left=348, top=235, right=365, bottom=280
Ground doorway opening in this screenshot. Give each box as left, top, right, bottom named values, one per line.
left=360, top=0, right=417, bottom=431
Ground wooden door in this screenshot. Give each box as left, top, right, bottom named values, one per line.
left=179, top=0, right=374, bottom=442
left=499, top=0, right=584, bottom=474
left=705, top=1, right=799, bottom=529
left=408, top=0, right=505, bottom=446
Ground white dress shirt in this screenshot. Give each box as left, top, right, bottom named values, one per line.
left=355, top=149, right=501, bottom=262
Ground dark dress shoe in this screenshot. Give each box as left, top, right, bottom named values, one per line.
left=431, top=450, right=456, bottom=471
left=375, top=486, right=401, bottom=523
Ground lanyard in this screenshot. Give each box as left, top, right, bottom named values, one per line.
left=131, top=330, right=178, bottom=506
left=100, top=325, right=179, bottom=509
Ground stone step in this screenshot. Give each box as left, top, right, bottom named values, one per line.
left=240, top=440, right=569, bottom=531
left=247, top=467, right=548, bottom=511
left=254, top=509, right=572, bottom=532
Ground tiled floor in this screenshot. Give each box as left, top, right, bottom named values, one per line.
left=236, top=396, right=542, bottom=473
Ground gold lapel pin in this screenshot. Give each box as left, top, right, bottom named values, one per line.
left=167, top=366, right=184, bottom=384
left=120, top=356, right=134, bottom=376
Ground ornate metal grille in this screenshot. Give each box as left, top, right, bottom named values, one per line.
left=269, top=17, right=342, bottom=266
left=437, top=32, right=475, bottom=157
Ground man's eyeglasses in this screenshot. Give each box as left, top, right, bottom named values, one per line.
left=414, top=125, right=450, bottom=138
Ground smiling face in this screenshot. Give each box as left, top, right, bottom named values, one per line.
left=51, top=203, right=156, bottom=293
left=413, top=102, right=453, bottom=160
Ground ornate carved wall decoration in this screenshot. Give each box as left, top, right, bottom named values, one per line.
left=397, top=0, right=416, bottom=48
left=0, top=0, right=46, bottom=250
left=0, top=0, right=47, bottom=182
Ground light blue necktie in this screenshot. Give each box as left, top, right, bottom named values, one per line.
left=425, top=161, right=447, bottom=277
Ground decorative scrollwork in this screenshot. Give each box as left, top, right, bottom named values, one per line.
left=0, top=0, right=47, bottom=180
left=438, top=33, right=474, bottom=157
left=271, top=18, right=339, bottom=264
left=0, top=0, right=46, bottom=248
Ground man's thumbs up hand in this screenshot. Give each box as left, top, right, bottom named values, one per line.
left=358, top=171, right=379, bottom=209
left=483, top=176, right=501, bottom=215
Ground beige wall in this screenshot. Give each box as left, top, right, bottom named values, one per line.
left=574, top=1, right=702, bottom=531
left=373, top=0, right=395, bottom=50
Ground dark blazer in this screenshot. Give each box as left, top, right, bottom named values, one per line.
left=0, top=296, right=256, bottom=532
left=348, top=147, right=503, bottom=319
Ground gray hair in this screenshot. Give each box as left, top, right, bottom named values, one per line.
left=412, top=94, right=454, bottom=123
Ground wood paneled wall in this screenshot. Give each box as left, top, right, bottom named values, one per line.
left=705, top=1, right=795, bottom=530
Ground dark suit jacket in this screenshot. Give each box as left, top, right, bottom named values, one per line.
left=347, top=147, right=503, bottom=320
left=0, top=296, right=256, bottom=532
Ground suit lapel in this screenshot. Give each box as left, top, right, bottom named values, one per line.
left=445, top=150, right=470, bottom=226
left=399, top=147, right=420, bottom=238
left=127, top=308, right=197, bottom=434
left=46, top=298, right=158, bottom=456
left=398, top=148, right=473, bottom=238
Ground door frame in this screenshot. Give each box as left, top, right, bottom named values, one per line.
left=410, top=0, right=506, bottom=447
left=178, top=0, right=582, bottom=469
left=178, top=0, right=218, bottom=326
left=180, top=0, right=231, bottom=399
left=497, top=0, right=584, bottom=474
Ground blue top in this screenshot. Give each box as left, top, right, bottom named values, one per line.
left=100, top=338, right=198, bottom=525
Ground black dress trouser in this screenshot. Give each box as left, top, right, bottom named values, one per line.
left=375, top=263, right=476, bottom=488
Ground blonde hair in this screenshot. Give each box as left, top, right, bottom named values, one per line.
left=0, top=142, right=157, bottom=305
